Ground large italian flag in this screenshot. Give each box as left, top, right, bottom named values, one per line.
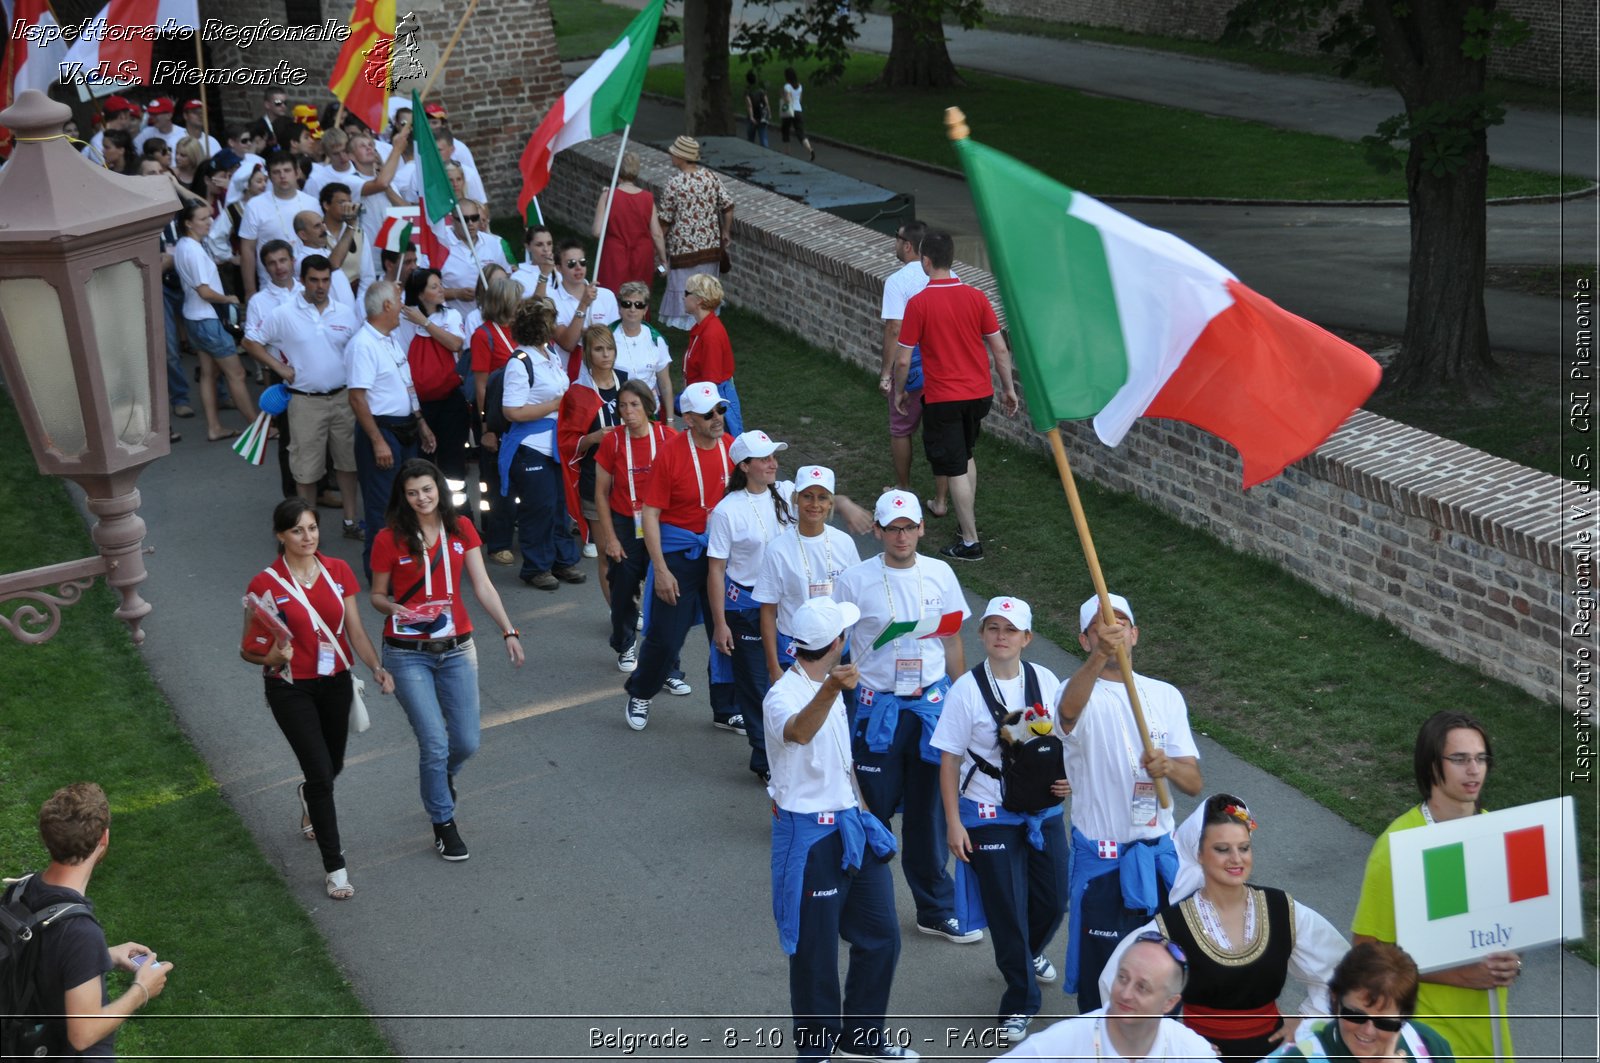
left=518, top=0, right=662, bottom=222
left=952, top=133, right=1381, bottom=488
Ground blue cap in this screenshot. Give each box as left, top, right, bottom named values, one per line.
left=212, top=147, right=243, bottom=171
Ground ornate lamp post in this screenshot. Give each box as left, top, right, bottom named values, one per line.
left=0, top=89, right=175, bottom=644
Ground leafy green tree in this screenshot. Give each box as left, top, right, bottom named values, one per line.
left=1226, top=0, right=1529, bottom=391
left=735, top=0, right=986, bottom=89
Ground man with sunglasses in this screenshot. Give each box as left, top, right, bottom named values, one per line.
left=623, top=382, right=740, bottom=732
left=994, top=932, right=1213, bottom=1061
left=1351, top=710, right=1517, bottom=1061
left=834, top=491, right=976, bottom=947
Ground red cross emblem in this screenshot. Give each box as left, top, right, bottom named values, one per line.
left=1097, top=840, right=1119, bottom=860
left=818, top=812, right=835, bottom=825
left=810, top=469, right=822, bottom=478
left=978, top=804, right=998, bottom=819
left=894, top=498, right=905, bottom=507
left=1001, top=601, right=1012, bottom=610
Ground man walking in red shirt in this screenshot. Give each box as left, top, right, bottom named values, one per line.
left=896, top=230, right=1017, bottom=561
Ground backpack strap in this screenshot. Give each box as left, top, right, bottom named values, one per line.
left=963, top=662, right=1044, bottom=784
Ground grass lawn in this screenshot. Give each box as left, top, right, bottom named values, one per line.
left=973, top=13, right=1597, bottom=118
left=0, top=400, right=390, bottom=1060
left=548, top=0, right=677, bottom=61
left=643, top=54, right=1578, bottom=200
left=701, top=300, right=1593, bottom=956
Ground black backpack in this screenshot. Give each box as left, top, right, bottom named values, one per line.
left=481, top=348, right=532, bottom=437
left=0, top=874, right=98, bottom=1060
left=963, top=662, right=1067, bottom=814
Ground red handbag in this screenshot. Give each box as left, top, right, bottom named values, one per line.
left=407, top=333, right=462, bottom=402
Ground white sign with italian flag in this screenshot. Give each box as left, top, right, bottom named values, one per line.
left=1389, top=796, right=1580, bottom=973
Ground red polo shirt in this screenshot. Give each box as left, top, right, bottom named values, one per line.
left=642, top=431, right=733, bottom=534
left=898, top=277, right=1002, bottom=403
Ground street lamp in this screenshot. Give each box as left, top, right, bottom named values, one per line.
left=0, top=89, right=175, bottom=644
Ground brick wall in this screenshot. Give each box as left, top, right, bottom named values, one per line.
left=201, top=0, right=561, bottom=209
left=544, top=136, right=1576, bottom=709
left=977, top=0, right=1597, bottom=89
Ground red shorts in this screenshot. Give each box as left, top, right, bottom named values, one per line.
left=888, top=386, right=923, bottom=438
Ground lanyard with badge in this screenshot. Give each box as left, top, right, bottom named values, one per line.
left=879, top=557, right=927, bottom=696
left=390, top=331, right=420, bottom=414
left=797, top=529, right=836, bottom=600
left=624, top=425, right=659, bottom=540
left=265, top=562, right=345, bottom=676
left=393, top=529, right=456, bottom=638
left=1114, top=678, right=1159, bottom=829
left=689, top=435, right=729, bottom=517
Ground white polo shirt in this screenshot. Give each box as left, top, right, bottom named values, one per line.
left=512, top=263, right=556, bottom=298
left=238, top=189, right=319, bottom=283
left=881, top=258, right=930, bottom=321
left=500, top=346, right=568, bottom=457
left=753, top=526, right=861, bottom=637
left=244, top=279, right=302, bottom=362
left=833, top=553, right=968, bottom=693
left=764, top=666, right=857, bottom=814
left=251, top=293, right=360, bottom=395
left=707, top=482, right=798, bottom=588
left=1064, top=674, right=1199, bottom=843
left=549, top=282, right=620, bottom=357
left=930, top=663, right=1064, bottom=809
left=612, top=323, right=672, bottom=404
left=345, top=322, right=416, bottom=418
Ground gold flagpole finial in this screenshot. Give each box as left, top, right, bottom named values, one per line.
left=945, top=107, right=970, bottom=141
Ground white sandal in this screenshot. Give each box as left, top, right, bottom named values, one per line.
left=297, top=782, right=315, bottom=841
left=325, top=867, right=354, bottom=900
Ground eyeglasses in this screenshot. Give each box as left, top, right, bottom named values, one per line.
left=1133, top=932, right=1188, bottom=976
left=1442, top=753, right=1493, bottom=767
left=565, top=258, right=587, bottom=269
left=880, top=523, right=919, bottom=536
left=619, top=300, right=649, bottom=310
left=1337, top=999, right=1405, bottom=1034
left=268, top=98, right=287, bottom=107
left=462, top=215, right=481, bottom=224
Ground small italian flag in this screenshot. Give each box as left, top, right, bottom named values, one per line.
left=873, top=610, right=964, bottom=651
left=517, top=0, right=662, bottom=222
left=232, top=412, right=272, bottom=466
left=1422, top=825, right=1549, bottom=920
left=951, top=132, right=1381, bottom=488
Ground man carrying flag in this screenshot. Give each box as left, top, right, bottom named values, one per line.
left=833, top=490, right=977, bottom=946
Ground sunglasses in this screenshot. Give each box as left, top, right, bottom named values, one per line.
left=1337, top=1000, right=1405, bottom=1034
left=565, top=258, right=587, bottom=269
left=462, top=215, right=481, bottom=224
left=619, top=300, right=649, bottom=310
left=1133, top=931, right=1188, bottom=975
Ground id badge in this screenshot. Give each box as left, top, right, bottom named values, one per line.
left=1131, top=781, right=1159, bottom=829
left=894, top=657, right=922, bottom=696
left=406, top=383, right=420, bottom=414
left=807, top=580, right=833, bottom=599
left=633, top=512, right=644, bottom=540
left=316, top=634, right=336, bottom=676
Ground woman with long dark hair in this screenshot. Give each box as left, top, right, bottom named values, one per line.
left=369, top=459, right=524, bottom=862
left=241, top=497, right=390, bottom=900
left=397, top=269, right=471, bottom=506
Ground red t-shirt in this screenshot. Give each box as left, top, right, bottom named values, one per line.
left=595, top=422, right=679, bottom=517
left=683, top=314, right=734, bottom=384
left=642, top=431, right=732, bottom=534
left=897, top=277, right=1002, bottom=403
left=469, top=323, right=516, bottom=376
left=370, top=518, right=483, bottom=639
left=243, top=555, right=358, bottom=681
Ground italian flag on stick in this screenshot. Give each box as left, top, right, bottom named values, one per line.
left=949, top=125, right=1381, bottom=488
left=873, top=611, right=964, bottom=651
left=518, top=0, right=662, bottom=222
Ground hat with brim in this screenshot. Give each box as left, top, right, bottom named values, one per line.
left=791, top=599, right=861, bottom=652
left=668, top=135, right=700, bottom=163
left=729, top=430, right=787, bottom=464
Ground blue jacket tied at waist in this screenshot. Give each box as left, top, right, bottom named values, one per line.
left=771, top=805, right=897, bottom=955
left=856, top=676, right=951, bottom=765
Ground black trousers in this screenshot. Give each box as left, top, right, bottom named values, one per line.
left=265, top=671, right=352, bottom=873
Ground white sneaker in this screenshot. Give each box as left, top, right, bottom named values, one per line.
left=1032, top=953, right=1057, bottom=983
left=835, top=1046, right=921, bottom=1061
left=617, top=646, right=638, bottom=672
left=625, top=697, right=650, bottom=730
left=998, top=1015, right=1031, bottom=1045
left=663, top=676, right=692, bottom=696
left=582, top=540, right=597, bottom=558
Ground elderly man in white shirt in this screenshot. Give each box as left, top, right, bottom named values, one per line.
left=244, top=255, right=364, bottom=538
left=347, top=280, right=438, bottom=577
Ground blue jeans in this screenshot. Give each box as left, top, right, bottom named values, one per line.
left=747, top=118, right=769, bottom=148
left=355, top=419, right=421, bottom=580
left=508, top=446, right=579, bottom=577
left=384, top=637, right=481, bottom=824
left=853, top=707, right=955, bottom=926
left=162, top=284, right=190, bottom=406
left=727, top=607, right=769, bottom=774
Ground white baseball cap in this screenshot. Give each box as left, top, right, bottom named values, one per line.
left=981, top=596, right=1033, bottom=632
left=795, top=465, right=836, bottom=494
left=729, top=430, right=787, bottom=464
left=790, top=598, right=861, bottom=651
left=1079, top=593, right=1135, bottom=632
left=875, top=490, right=922, bottom=526
left=680, top=381, right=728, bottom=415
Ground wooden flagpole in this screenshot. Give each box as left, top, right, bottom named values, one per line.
left=194, top=33, right=209, bottom=138
left=591, top=125, right=632, bottom=287
left=1047, top=428, right=1170, bottom=808
left=418, top=0, right=481, bottom=102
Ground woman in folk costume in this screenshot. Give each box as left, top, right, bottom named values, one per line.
left=1097, top=793, right=1348, bottom=1061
